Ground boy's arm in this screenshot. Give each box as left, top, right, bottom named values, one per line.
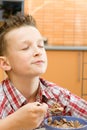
left=68, top=94, right=87, bottom=120
left=0, top=118, right=19, bottom=130
left=60, top=87, right=87, bottom=119
left=0, top=102, right=48, bottom=130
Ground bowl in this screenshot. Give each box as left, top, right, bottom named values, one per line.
left=44, top=116, right=87, bottom=130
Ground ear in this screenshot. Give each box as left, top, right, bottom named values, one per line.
left=0, top=56, right=11, bottom=71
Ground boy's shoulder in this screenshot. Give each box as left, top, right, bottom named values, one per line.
left=40, top=78, right=71, bottom=95
left=40, top=78, right=62, bottom=89
left=40, top=78, right=58, bottom=87
left=40, top=78, right=65, bottom=93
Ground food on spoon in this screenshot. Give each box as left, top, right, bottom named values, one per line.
left=49, top=103, right=64, bottom=114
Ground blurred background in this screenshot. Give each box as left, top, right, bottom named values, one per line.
left=24, top=0, right=87, bottom=46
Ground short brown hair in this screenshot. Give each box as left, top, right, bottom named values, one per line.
left=0, top=15, right=36, bottom=56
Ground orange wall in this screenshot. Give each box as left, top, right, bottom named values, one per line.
left=0, top=69, right=4, bottom=82
left=24, top=0, right=87, bottom=46
left=41, top=50, right=82, bottom=97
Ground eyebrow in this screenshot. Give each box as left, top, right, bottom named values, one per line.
left=22, top=38, right=44, bottom=44
left=36, top=38, right=44, bottom=43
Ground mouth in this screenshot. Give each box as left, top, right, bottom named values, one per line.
left=32, top=60, right=45, bottom=65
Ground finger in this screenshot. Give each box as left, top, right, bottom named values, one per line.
left=34, top=102, right=42, bottom=106
left=42, top=103, right=48, bottom=109
left=34, top=102, right=48, bottom=109
left=35, top=104, right=48, bottom=115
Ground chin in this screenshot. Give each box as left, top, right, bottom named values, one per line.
left=35, top=69, right=46, bottom=76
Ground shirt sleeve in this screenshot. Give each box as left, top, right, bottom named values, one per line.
left=57, top=87, right=87, bottom=120
left=68, top=93, right=87, bottom=120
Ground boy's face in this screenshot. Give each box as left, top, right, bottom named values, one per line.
left=4, top=26, right=47, bottom=77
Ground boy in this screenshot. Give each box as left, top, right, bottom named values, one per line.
left=0, top=15, right=87, bottom=130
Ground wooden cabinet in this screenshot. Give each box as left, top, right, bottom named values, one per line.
left=82, top=80, right=87, bottom=94
left=42, top=50, right=83, bottom=97
left=81, top=51, right=87, bottom=100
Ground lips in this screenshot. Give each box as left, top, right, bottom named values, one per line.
left=33, top=60, right=44, bottom=64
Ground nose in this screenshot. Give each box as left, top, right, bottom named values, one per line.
left=33, top=46, right=42, bottom=57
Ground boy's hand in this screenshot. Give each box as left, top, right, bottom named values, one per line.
left=1, top=102, right=48, bottom=130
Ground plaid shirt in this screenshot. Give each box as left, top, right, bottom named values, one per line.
left=0, top=78, right=87, bottom=121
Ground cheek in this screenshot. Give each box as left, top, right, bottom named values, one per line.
left=8, top=54, right=29, bottom=68
left=44, top=52, right=48, bottom=62
left=45, top=59, right=48, bottom=70
left=44, top=53, right=48, bottom=69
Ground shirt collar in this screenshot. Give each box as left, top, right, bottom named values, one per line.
left=37, top=78, right=55, bottom=102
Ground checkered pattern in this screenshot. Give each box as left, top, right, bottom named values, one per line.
left=0, top=78, right=87, bottom=121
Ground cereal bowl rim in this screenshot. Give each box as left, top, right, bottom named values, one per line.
left=44, top=116, right=87, bottom=130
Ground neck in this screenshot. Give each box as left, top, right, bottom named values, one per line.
left=8, top=75, right=40, bottom=101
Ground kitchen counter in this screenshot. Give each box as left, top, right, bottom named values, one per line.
left=45, top=45, right=87, bottom=51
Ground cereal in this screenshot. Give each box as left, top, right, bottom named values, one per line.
left=49, top=103, right=64, bottom=114
left=47, top=117, right=83, bottom=128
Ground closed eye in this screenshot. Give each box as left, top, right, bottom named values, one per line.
left=38, top=44, right=44, bottom=48
left=37, top=39, right=45, bottom=48
left=22, top=46, right=29, bottom=50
